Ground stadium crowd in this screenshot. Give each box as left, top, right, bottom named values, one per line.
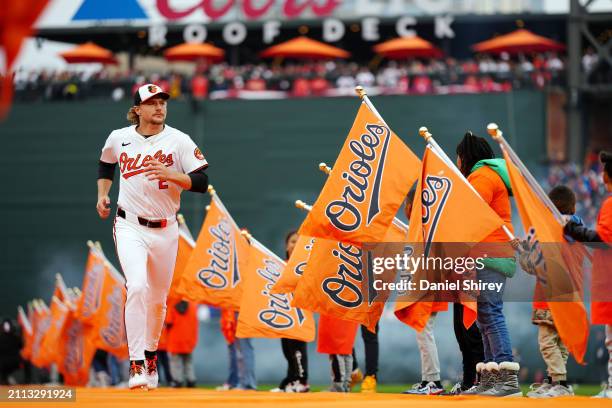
left=13, top=52, right=579, bottom=102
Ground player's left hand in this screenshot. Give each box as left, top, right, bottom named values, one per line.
left=143, top=160, right=175, bottom=182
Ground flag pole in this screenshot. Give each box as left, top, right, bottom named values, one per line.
left=295, top=200, right=313, bottom=212
left=487, top=123, right=564, bottom=225
left=418, top=126, right=515, bottom=241
left=240, top=230, right=285, bottom=265
left=355, top=86, right=388, bottom=126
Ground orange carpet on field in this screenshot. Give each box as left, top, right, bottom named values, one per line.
left=5, top=388, right=612, bottom=408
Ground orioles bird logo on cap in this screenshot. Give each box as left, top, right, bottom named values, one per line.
left=148, top=85, right=158, bottom=93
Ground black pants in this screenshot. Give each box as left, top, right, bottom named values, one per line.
left=158, top=350, right=173, bottom=385
left=352, top=324, right=379, bottom=377
left=453, top=303, right=484, bottom=388
left=279, top=338, right=308, bottom=388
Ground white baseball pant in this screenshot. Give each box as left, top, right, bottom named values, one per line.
left=113, top=215, right=178, bottom=361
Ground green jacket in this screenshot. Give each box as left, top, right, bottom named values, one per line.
left=471, top=158, right=516, bottom=278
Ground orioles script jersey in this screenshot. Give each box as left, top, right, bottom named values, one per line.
left=100, top=124, right=208, bottom=219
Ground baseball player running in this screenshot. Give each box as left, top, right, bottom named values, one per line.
left=96, top=84, right=209, bottom=390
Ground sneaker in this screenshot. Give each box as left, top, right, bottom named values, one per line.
left=329, top=382, right=347, bottom=392
left=543, top=384, right=574, bottom=397
left=216, top=383, right=232, bottom=391
left=441, top=382, right=464, bottom=396
left=269, top=387, right=284, bottom=393
left=360, top=375, right=377, bottom=393
left=402, top=381, right=444, bottom=395
left=349, top=368, right=363, bottom=390
left=128, top=361, right=148, bottom=390
left=145, top=354, right=159, bottom=390
left=526, top=380, right=552, bottom=398
left=292, top=381, right=310, bottom=393
left=593, top=384, right=612, bottom=398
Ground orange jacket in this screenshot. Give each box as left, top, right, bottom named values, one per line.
left=468, top=165, right=514, bottom=243
left=166, top=299, right=199, bottom=354
left=220, top=309, right=236, bottom=345
left=593, top=195, right=612, bottom=324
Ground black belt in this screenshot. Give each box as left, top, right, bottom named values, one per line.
left=117, top=208, right=168, bottom=228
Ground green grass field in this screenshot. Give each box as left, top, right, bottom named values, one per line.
left=202, top=383, right=605, bottom=396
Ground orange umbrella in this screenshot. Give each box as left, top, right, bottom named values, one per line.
left=472, top=29, right=565, bottom=54
left=260, top=36, right=350, bottom=60
left=373, top=36, right=443, bottom=59
left=164, top=42, right=225, bottom=62
left=60, top=42, right=117, bottom=64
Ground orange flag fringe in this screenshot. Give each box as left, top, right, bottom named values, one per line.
left=395, top=146, right=505, bottom=331
left=177, top=195, right=249, bottom=310
left=299, top=102, right=420, bottom=244
left=237, top=240, right=315, bottom=341
left=503, top=149, right=589, bottom=363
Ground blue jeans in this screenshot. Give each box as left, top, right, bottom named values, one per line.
left=476, top=268, right=513, bottom=363
left=227, top=343, right=239, bottom=388
left=236, top=338, right=256, bottom=390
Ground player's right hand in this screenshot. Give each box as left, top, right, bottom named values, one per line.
left=96, top=196, right=111, bottom=219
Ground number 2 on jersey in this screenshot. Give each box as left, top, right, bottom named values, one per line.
left=159, top=181, right=168, bottom=189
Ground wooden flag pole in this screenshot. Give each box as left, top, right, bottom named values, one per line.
left=487, top=123, right=564, bottom=225
left=355, top=86, right=389, bottom=126
left=295, top=200, right=313, bottom=212
left=418, top=126, right=515, bottom=241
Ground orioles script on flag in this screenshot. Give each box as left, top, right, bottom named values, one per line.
left=237, top=242, right=315, bottom=341
left=299, top=102, right=420, bottom=244
left=177, top=196, right=248, bottom=310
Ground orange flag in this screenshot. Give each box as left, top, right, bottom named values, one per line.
left=39, top=297, right=71, bottom=367
left=52, top=274, right=74, bottom=309
left=168, top=228, right=196, bottom=301
left=503, top=149, right=589, bottom=363
left=57, top=309, right=96, bottom=386
left=237, top=239, right=315, bottom=341
left=94, top=261, right=129, bottom=359
left=292, top=237, right=383, bottom=332
left=394, top=146, right=505, bottom=331
left=17, top=305, right=33, bottom=361
left=177, top=195, right=249, bottom=310
left=0, top=0, right=50, bottom=118
left=30, top=301, right=51, bottom=368
left=299, top=102, right=420, bottom=244
left=76, top=246, right=107, bottom=326
left=271, top=235, right=315, bottom=295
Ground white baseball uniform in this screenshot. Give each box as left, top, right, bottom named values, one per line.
left=100, top=123, right=207, bottom=361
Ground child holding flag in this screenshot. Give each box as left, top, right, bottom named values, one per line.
left=400, top=191, right=446, bottom=396
left=564, top=151, right=612, bottom=399
left=455, top=132, right=521, bottom=397
left=516, top=185, right=580, bottom=397
left=272, top=230, right=309, bottom=393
